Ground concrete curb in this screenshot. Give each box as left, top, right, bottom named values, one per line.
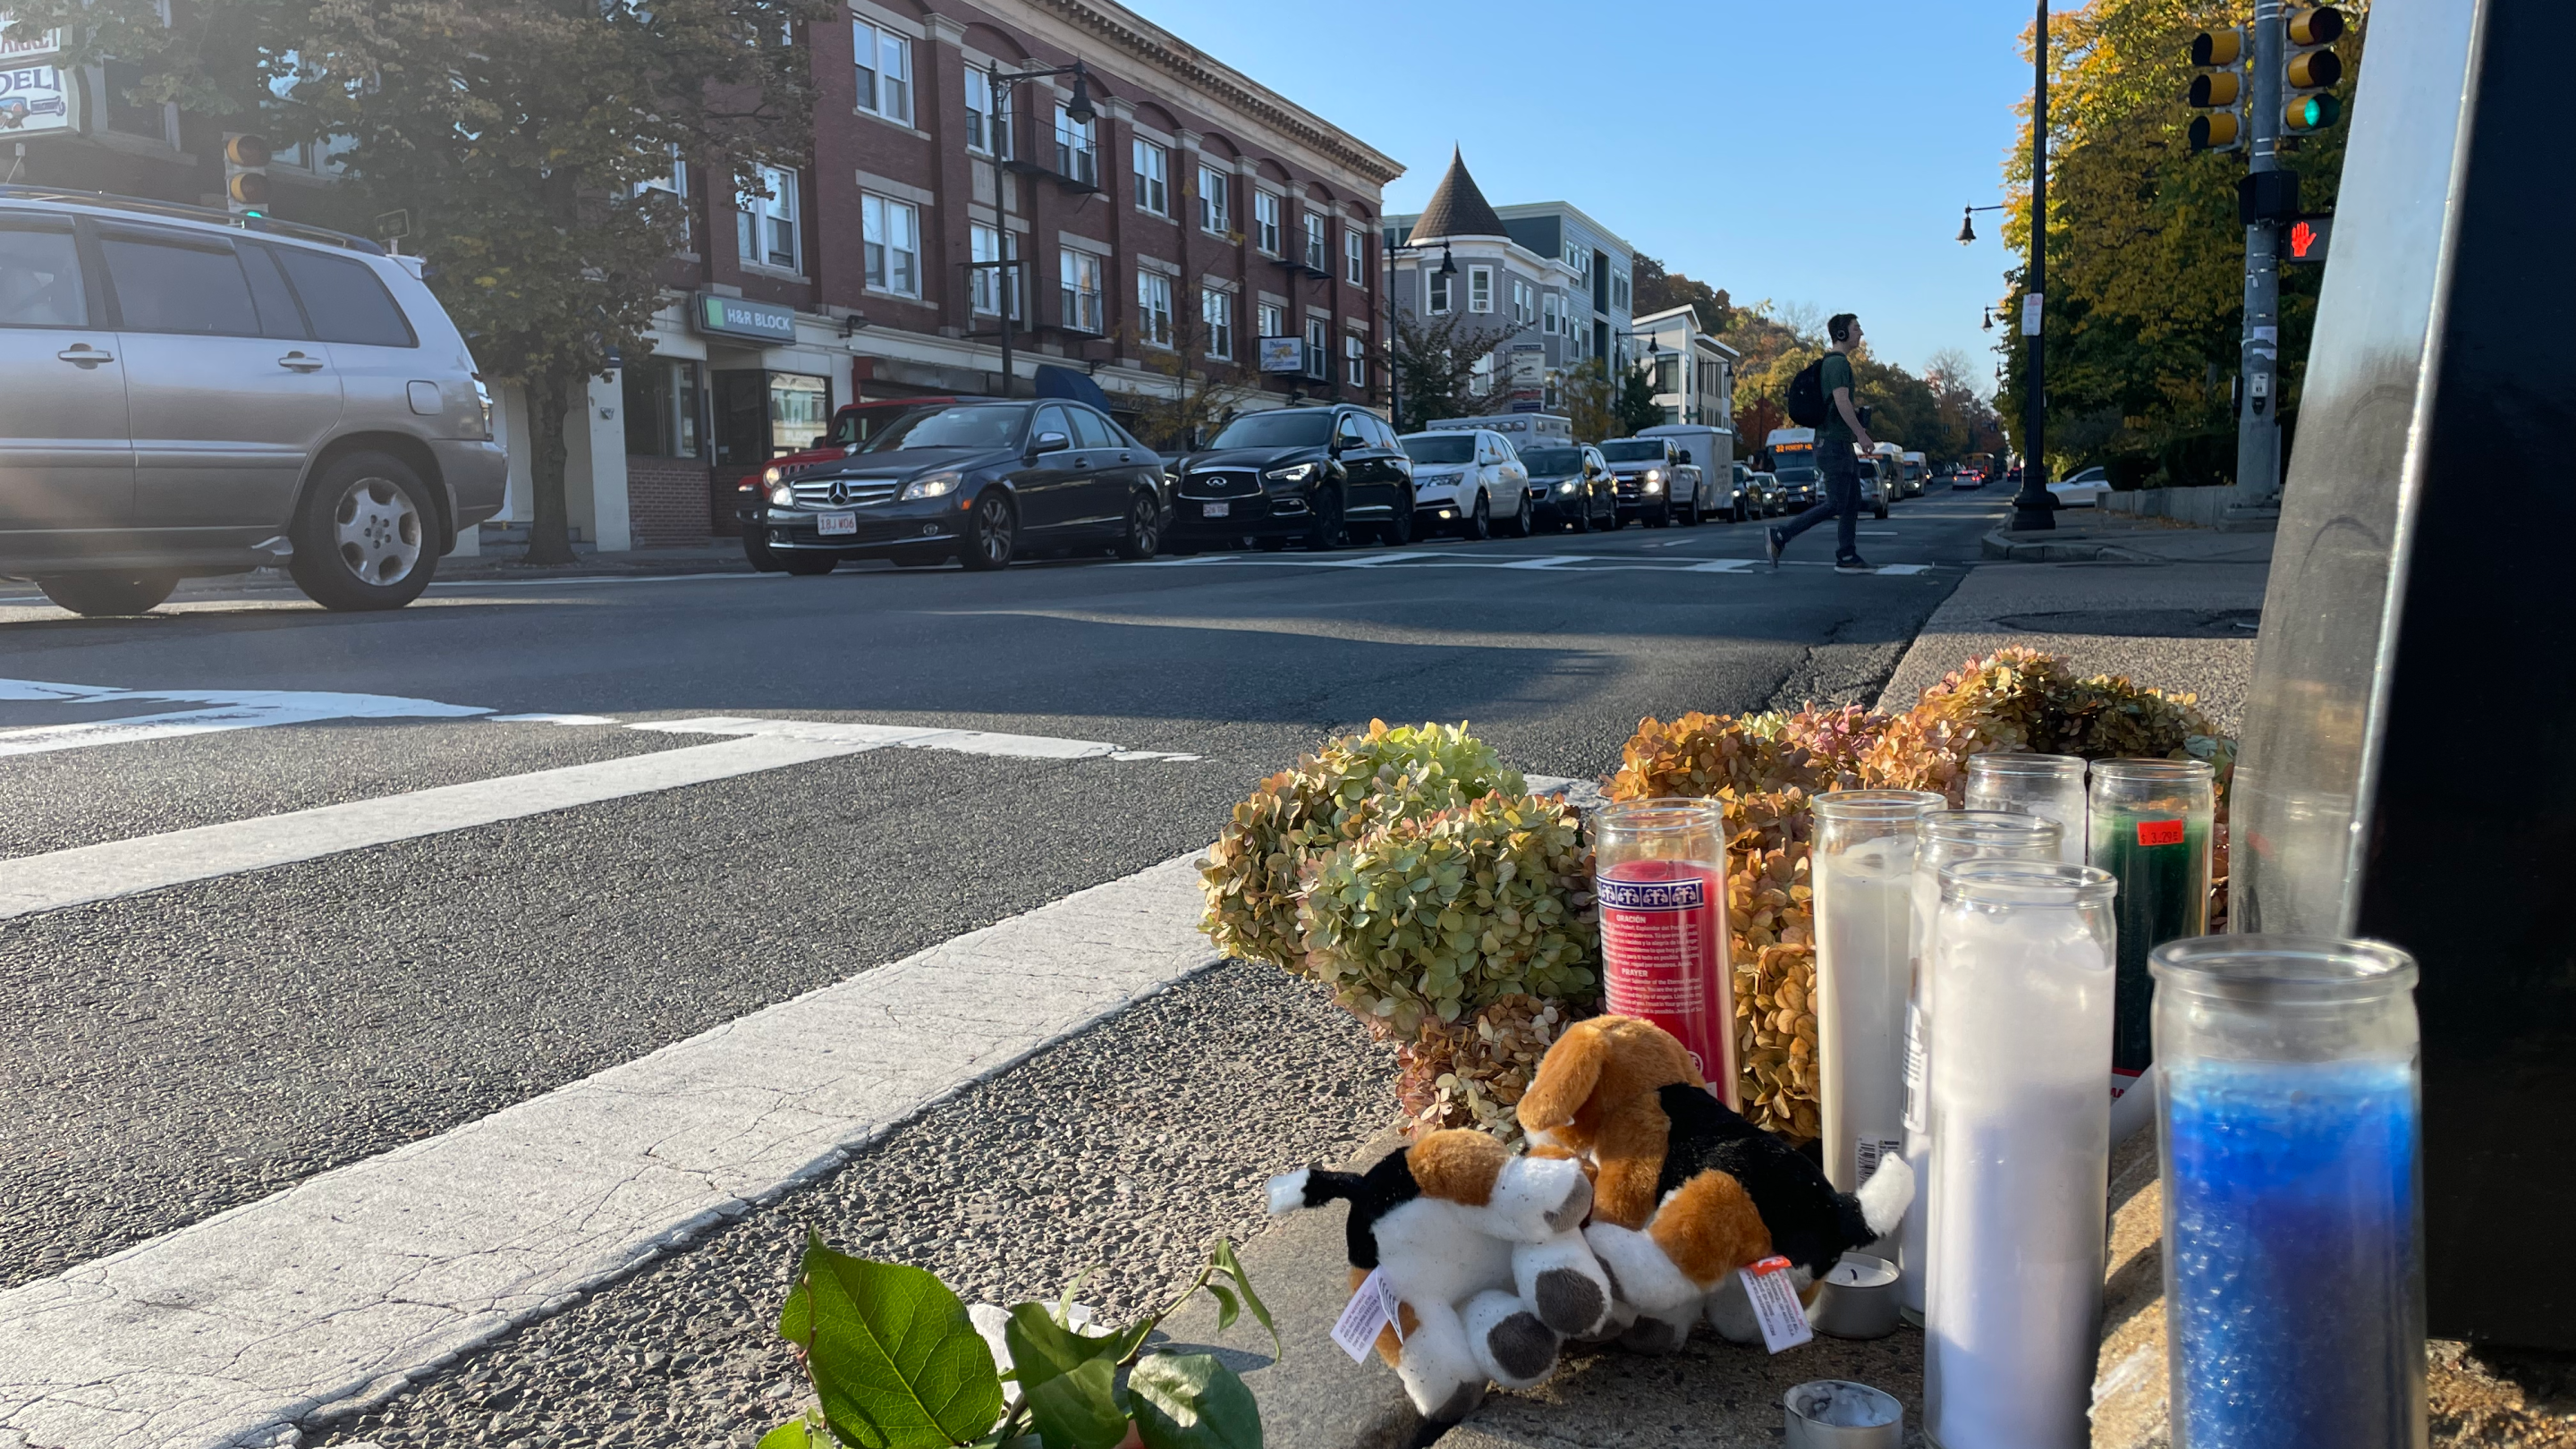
left=1979, top=528, right=2156, bottom=564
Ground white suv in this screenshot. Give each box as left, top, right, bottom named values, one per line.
left=1399, top=428, right=1532, bottom=539
left=0, top=190, right=506, bottom=614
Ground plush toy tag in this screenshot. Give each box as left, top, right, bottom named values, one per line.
left=1738, top=1256, right=1814, bottom=1354
left=1330, top=1267, right=1403, bottom=1363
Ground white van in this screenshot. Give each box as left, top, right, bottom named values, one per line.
left=1426, top=413, right=1572, bottom=451
left=1633, top=423, right=1741, bottom=521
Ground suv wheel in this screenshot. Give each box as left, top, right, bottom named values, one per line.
left=1502, top=489, right=1534, bottom=538
left=38, top=572, right=177, bottom=617
left=1305, top=487, right=1347, bottom=551
left=962, top=490, right=1017, bottom=571
left=1116, top=491, right=1164, bottom=560
left=288, top=451, right=440, bottom=611
left=1461, top=491, right=1491, bottom=541
left=1377, top=491, right=1416, bottom=547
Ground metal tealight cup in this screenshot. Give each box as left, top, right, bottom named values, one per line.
left=1805, top=1253, right=1901, bottom=1339
left=1784, top=1379, right=1904, bottom=1449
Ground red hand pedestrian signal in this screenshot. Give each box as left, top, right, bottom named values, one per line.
left=2284, top=216, right=2332, bottom=265
left=2290, top=222, right=2317, bottom=258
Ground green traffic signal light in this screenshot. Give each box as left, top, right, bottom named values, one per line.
left=2285, top=94, right=2343, bottom=133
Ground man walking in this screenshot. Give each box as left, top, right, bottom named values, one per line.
left=1767, top=313, right=1877, bottom=573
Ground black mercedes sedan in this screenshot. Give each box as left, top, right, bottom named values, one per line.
left=750, top=399, right=1167, bottom=572
left=1165, top=404, right=1414, bottom=551
left=1519, top=444, right=1620, bottom=533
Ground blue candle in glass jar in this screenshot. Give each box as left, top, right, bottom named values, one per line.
left=2154, top=937, right=2428, bottom=1449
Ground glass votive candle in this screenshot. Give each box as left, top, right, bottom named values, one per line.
left=1964, top=751, right=2089, bottom=863
left=2089, top=758, right=2216, bottom=1108
left=1812, top=789, right=1947, bottom=1194
left=1592, top=797, right=1736, bottom=1106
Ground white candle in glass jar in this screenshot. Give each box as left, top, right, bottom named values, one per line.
left=1812, top=791, right=1945, bottom=1194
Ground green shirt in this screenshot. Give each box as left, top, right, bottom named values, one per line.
left=1818, top=351, right=1857, bottom=444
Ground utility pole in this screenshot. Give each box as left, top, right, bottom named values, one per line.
left=2237, top=0, right=2284, bottom=504
left=2009, top=0, right=2055, bottom=532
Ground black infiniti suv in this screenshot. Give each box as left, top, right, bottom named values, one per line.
left=1164, top=404, right=1413, bottom=551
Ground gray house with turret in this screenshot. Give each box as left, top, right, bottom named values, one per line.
left=1382, top=150, right=1634, bottom=412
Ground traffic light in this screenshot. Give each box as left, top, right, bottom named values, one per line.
left=2284, top=6, right=2346, bottom=135
left=2188, top=26, right=2246, bottom=152
left=223, top=132, right=272, bottom=216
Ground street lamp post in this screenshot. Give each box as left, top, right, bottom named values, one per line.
left=2011, top=0, right=2056, bottom=532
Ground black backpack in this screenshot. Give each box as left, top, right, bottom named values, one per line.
left=1785, top=357, right=1829, bottom=428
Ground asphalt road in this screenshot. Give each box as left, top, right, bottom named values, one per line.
left=0, top=491, right=2004, bottom=1446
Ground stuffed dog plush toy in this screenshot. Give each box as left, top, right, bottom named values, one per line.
left=1516, top=1015, right=1912, bottom=1349
left=1269, top=1129, right=1613, bottom=1420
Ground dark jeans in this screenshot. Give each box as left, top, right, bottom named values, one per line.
left=1777, top=445, right=1861, bottom=561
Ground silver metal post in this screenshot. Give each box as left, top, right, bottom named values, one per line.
left=2236, top=0, right=2284, bottom=504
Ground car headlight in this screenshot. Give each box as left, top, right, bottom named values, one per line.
left=767, top=480, right=795, bottom=507
left=902, top=470, right=962, bottom=501
left=1644, top=478, right=1664, bottom=495
left=1644, top=468, right=1662, bottom=483
left=1557, top=480, right=1579, bottom=494
left=1265, top=462, right=1317, bottom=484
left=763, top=466, right=784, bottom=487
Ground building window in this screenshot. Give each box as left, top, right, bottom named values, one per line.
left=1256, top=301, right=1284, bottom=340
left=738, top=167, right=800, bottom=273
left=1427, top=268, right=1451, bottom=316
left=1611, top=268, right=1631, bottom=310
left=1132, top=139, right=1170, bottom=216
left=1467, top=265, right=1492, bottom=314
left=1654, top=357, right=1681, bottom=394
left=861, top=192, right=919, bottom=296
left=853, top=20, right=912, bottom=125
left=1343, top=227, right=1367, bottom=286
left=1344, top=332, right=1367, bottom=388
left=1470, top=353, right=1493, bottom=397
left=1197, top=165, right=1230, bottom=236
left=623, top=357, right=703, bottom=459
left=104, top=59, right=171, bottom=141
left=1303, top=315, right=1327, bottom=380
left=964, top=70, right=1012, bottom=157
left=1253, top=191, right=1281, bottom=254
left=970, top=223, right=1019, bottom=318
left=1510, top=278, right=1535, bottom=326
left=1202, top=288, right=1233, bottom=360
left=1540, top=292, right=1558, bottom=335
left=1060, top=249, right=1104, bottom=333
left=1054, top=106, right=1097, bottom=187
left=1302, top=213, right=1327, bottom=272
left=1137, top=269, right=1174, bottom=346
left=636, top=144, right=690, bottom=246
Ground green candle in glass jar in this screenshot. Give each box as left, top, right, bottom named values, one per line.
left=2088, top=760, right=2216, bottom=1087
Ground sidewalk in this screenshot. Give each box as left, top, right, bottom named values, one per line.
left=440, top=539, right=753, bottom=581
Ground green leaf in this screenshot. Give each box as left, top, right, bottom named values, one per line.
left=1056, top=1267, right=1103, bottom=1327
left=1024, top=1358, right=1132, bottom=1449
left=1208, top=1242, right=1277, bottom=1355
left=1127, top=1354, right=1261, bottom=1449
left=1205, top=1283, right=1239, bottom=1334
left=758, top=1417, right=818, bottom=1449
left=1005, top=1303, right=1122, bottom=1392
left=777, top=1232, right=1005, bottom=1449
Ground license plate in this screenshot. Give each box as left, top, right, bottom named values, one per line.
left=816, top=513, right=857, bottom=536
left=1201, top=501, right=1230, bottom=518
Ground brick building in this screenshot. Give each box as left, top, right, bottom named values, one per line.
left=7, top=0, right=1401, bottom=552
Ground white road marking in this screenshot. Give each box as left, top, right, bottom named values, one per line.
left=0, top=856, right=1221, bottom=1449
left=0, top=680, right=488, bottom=757
left=631, top=715, right=1202, bottom=762
left=1499, top=555, right=1592, bottom=570
left=1877, top=564, right=1932, bottom=576
left=484, top=713, right=620, bottom=726
left=1688, top=559, right=1756, bottom=573
left=1116, top=554, right=1940, bottom=576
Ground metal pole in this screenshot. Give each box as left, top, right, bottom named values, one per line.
left=2236, top=0, right=2284, bottom=503
left=2011, top=0, right=2055, bottom=530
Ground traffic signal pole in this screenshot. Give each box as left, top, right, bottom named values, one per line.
left=2010, top=0, right=2057, bottom=532
left=2237, top=0, right=2285, bottom=504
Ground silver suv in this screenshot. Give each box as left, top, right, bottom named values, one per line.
left=0, top=190, right=505, bottom=614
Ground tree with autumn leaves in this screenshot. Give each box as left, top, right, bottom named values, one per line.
left=8, top=0, right=825, bottom=563
left=1988, top=0, right=2363, bottom=487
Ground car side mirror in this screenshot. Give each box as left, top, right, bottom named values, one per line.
left=1678, top=449, right=1693, bottom=464
left=1031, top=430, right=1070, bottom=456
left=808, top=435, right=832, bottom=450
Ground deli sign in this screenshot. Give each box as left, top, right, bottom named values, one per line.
left=0, top=20, right=70, bottom=136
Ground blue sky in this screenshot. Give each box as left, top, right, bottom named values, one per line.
left=1120, top=0, right=2063, bottom=391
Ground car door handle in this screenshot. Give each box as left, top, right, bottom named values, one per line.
left=277, top=352, right=326, bottom=372
left=57, top=345, right=114, bottom=367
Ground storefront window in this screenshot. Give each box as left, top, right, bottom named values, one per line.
left=623, top=358, right=704, bottom=459
left=768, top=374, right=829, bottom=453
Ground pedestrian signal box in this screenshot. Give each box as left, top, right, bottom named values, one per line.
left=2284, top=214, right=2334, bottom=264
left=2189, top=27, right=2247, bottom=152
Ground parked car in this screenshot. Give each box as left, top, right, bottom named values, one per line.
left=1595, top=436, right=1701, bottom=527
left=733, top=395, right=993, bottom=569
left=1166, top=404, right=1412, bottom=551
left=0, top=189, right=506, bottom=614
left=1401, top=428, right=1530, bottom=538
left=1518, top=444, right=1619, bottom=533
left=1855, top=457, right=1894, bottom=520
left=2050, top=465, right=2112, bottom=509
left=755, top=398, right=1165, bottom=572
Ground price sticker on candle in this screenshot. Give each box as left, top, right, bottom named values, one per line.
left=2135, top=818, right=2187, bottom=847
left=1738, top=1256, right=1814, bottom=1354
left=1901, top=1002, right=1928, bottom=1134
left=1330, top=1267, right=1403, bottom=1363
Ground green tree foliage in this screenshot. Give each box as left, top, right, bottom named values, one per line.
left=1630, top=253, right=1732, bottom=330
left=1718, top=302, right=1998, bottom=465
left=1614, top=362, right=1663, bottom=435
left=1561, top=358, right=1621, bottom=440
left=1988, top=0, right=2362, bottom=486
left=1390, top=311, right=1512, bottom=428
left=8, top=0, right=824, bottom=563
